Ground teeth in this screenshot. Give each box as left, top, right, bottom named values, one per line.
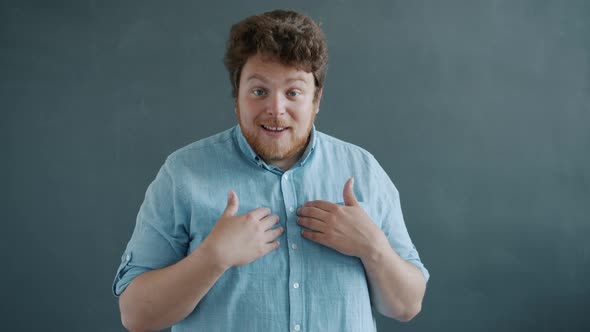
left=263, top=125, right=285, bottom=131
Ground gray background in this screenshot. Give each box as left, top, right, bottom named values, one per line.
left=2, top=0, right=589, bottom=331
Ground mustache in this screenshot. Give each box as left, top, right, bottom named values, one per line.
left=256, top=119, right=291, bottom=128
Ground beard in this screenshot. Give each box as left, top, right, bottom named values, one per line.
left=236, top=105, right=316, bottom=164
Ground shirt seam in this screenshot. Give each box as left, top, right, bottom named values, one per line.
left=167, top=131, right=235, bottom=163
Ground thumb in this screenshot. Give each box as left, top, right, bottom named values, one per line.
left=223, top=190, right=239, bottom=216
left=343, top=177, right=359, bottom=207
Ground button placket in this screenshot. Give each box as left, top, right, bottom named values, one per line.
left=281, top=170, right=304, bottom=331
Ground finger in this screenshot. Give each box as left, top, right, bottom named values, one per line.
left=297, top=217, right=328, bottom=233
left=247, top=207, right=272, bottom=221
left=297, top=206, right=329, bottom=220
left=260, top=240, right=281, bottom=256
left=343, top=177, right=359, bottom=207
left=301, top=229, right=330, bottom=247
left=264, top=226, right=284, bottom=242
left=303, top=200, right=338, bottom=212
left=259, top=214, right=280, bottom=231
left=222, top=191, right=239, bottom=216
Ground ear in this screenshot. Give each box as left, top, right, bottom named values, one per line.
left=315, top=88, right=323, bottom=114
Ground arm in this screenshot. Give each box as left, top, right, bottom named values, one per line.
left=297, top=177, right=427, bottom=322
left=119, top=191, right=283, bottom=331
left=360, top=231, right=426, bottom=321
left=119, top=242, right=227, bottom=331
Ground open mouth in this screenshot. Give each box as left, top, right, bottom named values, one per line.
left=261, top=124, right=289, bottom=133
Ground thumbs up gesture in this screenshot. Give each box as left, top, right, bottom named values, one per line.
left=202, top=191, right=284, bottom=269
left=297, top=178, right=387, bottom=260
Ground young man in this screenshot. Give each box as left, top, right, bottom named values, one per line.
left=113, top=10, right=429, bottom=332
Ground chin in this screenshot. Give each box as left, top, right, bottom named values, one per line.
left=239, top=121, right=313, bottom=163
left=255, top=144, right=293, bottom=161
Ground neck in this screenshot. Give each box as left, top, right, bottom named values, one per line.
left=266, top=149, right=305, bottom=171
left=266, top=131, right=312, bottom=171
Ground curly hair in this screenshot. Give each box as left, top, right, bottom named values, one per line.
left=223, top=10, right=328, bottom=102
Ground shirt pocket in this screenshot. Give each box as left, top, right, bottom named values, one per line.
left=315, top=243, right=363, bottom=268
left=187, top=198, right=282, bottom=254
left=334, top=201, right=377, bottom=226
left=358, top=201, right=381, bottom=228
left=309, top=201, right=372, bottom=267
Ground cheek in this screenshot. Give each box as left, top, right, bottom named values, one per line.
left=294, top=106, right=316, bottom=125
left=238, top=99, right=262, bottom=121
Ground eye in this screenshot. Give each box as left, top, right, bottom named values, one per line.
left=287, top=90, right=301, bottom=97
left=252, top=88, right=267, bottom=96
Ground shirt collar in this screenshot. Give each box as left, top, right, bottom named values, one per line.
left=234, top=124, right=317, bottom=171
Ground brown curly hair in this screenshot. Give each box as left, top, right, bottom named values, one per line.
left=223, top=10, right=328, bottom=102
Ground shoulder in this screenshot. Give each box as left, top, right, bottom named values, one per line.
left=316, top=129, right=399, bottom=195
left=164, top=127, right=236, bottom=167
left=316, top=130, right=378, bottom=166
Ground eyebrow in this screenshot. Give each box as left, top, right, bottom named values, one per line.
left=246, top=74, right=308, bottom=85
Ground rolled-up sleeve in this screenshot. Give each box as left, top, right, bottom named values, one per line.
left=112, top=157, right=190, bottom=297
left=371, top=157, right=430, bottom=283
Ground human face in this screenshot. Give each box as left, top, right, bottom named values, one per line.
left=236, top=53, right=321, bottom=170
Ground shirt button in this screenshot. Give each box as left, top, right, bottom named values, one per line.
left=293, top=282, right=300, bottom=289
left=284, top=174, right=289, bottom=180
left=125, top=254, right=131, bottom=261
left=291, top=243, right=298, bottom=250
left=294, top=324, right=301, bottom=331
left=289, top=207, right=294, bottom=213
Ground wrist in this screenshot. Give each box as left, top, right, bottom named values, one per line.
left=360, top=231, right=391, bottom=266
left=194, top=239, right=232, bottom=272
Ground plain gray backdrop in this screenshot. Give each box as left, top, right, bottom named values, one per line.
left=2, top=0, right=589, bottom=331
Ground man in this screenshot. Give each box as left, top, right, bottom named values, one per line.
left=113, top=9, right=429, bottom=332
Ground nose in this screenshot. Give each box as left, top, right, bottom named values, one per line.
left=266, top=93, right=287, bottom=117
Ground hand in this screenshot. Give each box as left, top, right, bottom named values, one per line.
left=202, top=191, right=284, bottom=269
left=297, top=178, right=387, bottom=259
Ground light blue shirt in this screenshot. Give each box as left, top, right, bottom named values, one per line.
left=113, top=125, right=429, bottom=332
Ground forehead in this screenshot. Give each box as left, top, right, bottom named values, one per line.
left=240, top=54, right=314, bottom=86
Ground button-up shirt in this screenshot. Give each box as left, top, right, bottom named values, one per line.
left=113, top=125, right=429, bottom=332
